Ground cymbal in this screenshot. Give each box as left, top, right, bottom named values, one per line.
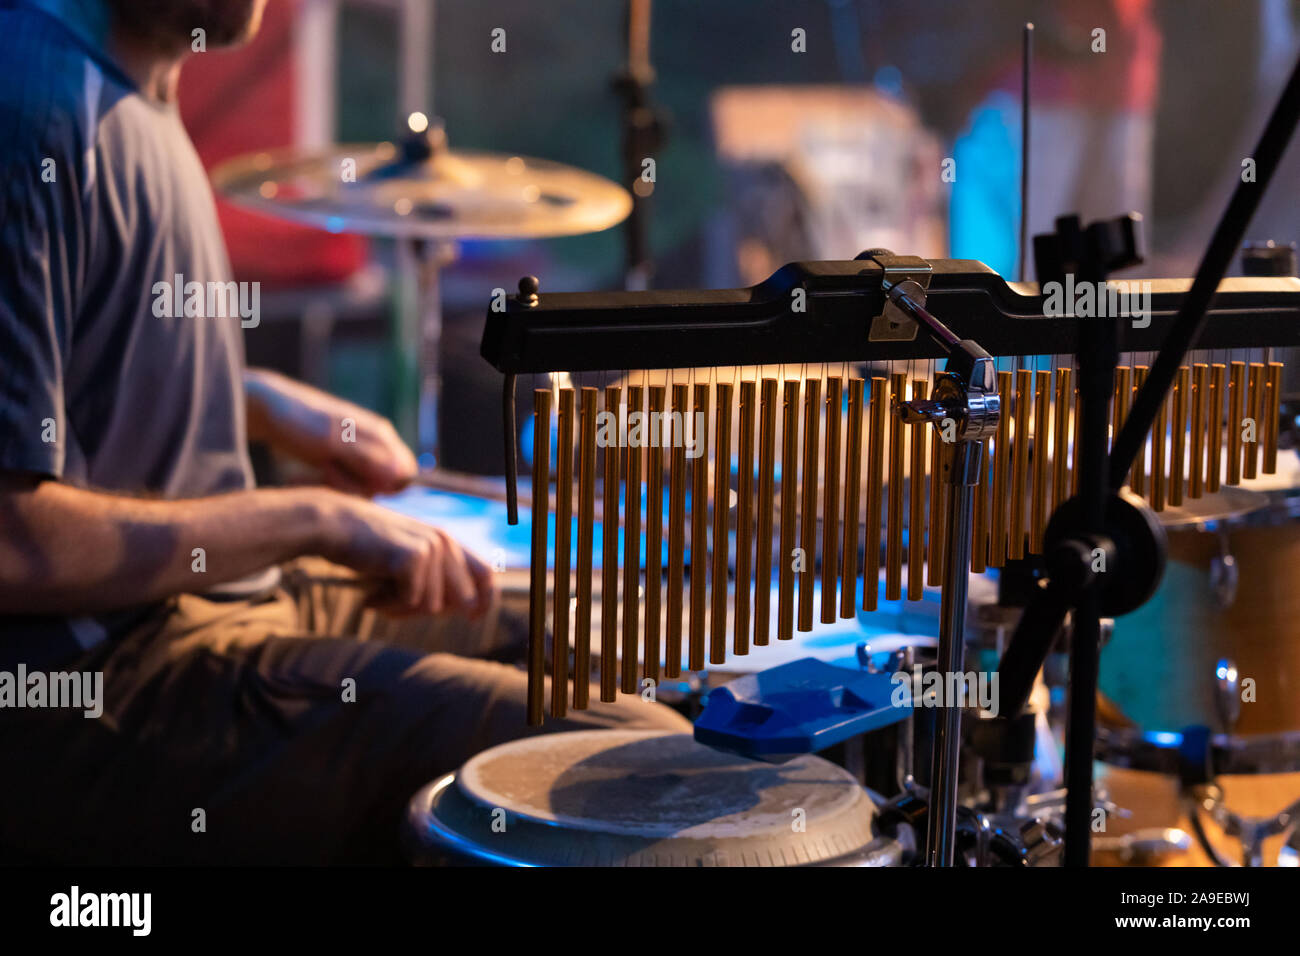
left=210, top=132, right=632, bottom=240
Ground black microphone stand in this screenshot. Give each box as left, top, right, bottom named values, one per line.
left=995, top=52, right=1300, bottom=867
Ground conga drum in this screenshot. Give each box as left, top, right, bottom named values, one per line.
left=404, top=730, right=903, bottom=866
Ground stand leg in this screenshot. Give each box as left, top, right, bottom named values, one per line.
left=926, top=439, right=981, bottom=866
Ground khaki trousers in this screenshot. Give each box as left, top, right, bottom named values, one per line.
left=0, top=558, right=689, bottom=864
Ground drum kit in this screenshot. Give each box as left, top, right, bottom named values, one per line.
left=210, top=14, right=1300, bottom=868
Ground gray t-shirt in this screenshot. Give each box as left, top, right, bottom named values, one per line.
left=0, top=0, right=257, bottom=667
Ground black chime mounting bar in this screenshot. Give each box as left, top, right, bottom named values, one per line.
left=481, top=261, right=1300, bottom=375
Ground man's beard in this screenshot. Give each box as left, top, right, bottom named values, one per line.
left=106, top=0, right=266, bottom=51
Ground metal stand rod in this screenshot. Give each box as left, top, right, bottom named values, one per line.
left=925, top=439, right=982, bottom=867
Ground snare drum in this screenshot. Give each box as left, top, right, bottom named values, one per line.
left=404, top=730, right=904, bottom=866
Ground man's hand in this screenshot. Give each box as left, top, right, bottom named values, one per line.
left=245, top=368, right=417, bottom=496
left=318, top=492, right=496, bottom=618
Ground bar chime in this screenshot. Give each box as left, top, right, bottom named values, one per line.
left=523, top=356, right=1285, bottom=724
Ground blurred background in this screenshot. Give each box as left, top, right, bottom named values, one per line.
left=181, top=0, right=1300, bottom=473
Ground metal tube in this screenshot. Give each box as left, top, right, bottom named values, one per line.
left=664, top=383, right=687, bottom=677
left=841, top=378, right=865, bottom=616
left=1227, top=361, right=1245, bottom=485
left=925, top=439, right=982, bottom=867
left=864, top=377, right=888, bottom=609
left=574, top=387, right=598, bottom=709
left=1244, top=362, right=1264, bottom=480
left=710, top=383, right=734, bottom=664
left=552, top=388, right=574, bottom=717
left=1009, top=369, right=1031, bottom=560
left=821, top=377, right=843, bottom=623
left=755, top=379, right=778, bottom=645
left=735, top=381, right=756, bottom=653
left=886, top=373, right=907, bottom=600
left=779, top=380, right=801, bottom=640
left=1169, top=367, right=1189, bottom=507
left=1131, top=366, right=1149, bottom=496
left=644, top=384, right=665, bottom=685
left=689, top=383, right=710, bottom=668
left=601, top=386, right=621, bottom=700
left=799, top=378, right=822, bottom=630
left=1189, top=364, right=1206, bottom=499
left=527, top=388, right=552, bottom=726
left=621, top=385, right=643, bottom=694
left=1208, top=363, right=1225, bottom=492
left=1265, top=361, right=1283, bottom=474
left=1053, top=368, right=1072, bottom=510
left=907, top=380, right=928, bottom=601
left=989, top=370, right=1012, bottom=568
left=1030, top=370, right=1051, bottom=552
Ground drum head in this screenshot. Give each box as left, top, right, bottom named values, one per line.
left=408, top=730, right=885, bottom=866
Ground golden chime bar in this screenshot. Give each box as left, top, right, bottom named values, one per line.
left=778, top=380, right=800, bottom=640
left=1030, top=370, right=1051, bottom=552
left=621, top=385, right=643, bottom=694
left=600, top=386, right=621, bottom=700
left=885, top=372, right=906, bottom=600
left=907, top=379, right=928, bottom=601
left=821, top=377, right=843, bottom=624
left=526, top=388, right=551, bottom=726
left=1227, top=361, right=1245, bottom=485
left=643, top=385, right=665, bottom=685
left=754, top=379, right=777, bottom=645
left=1009, top=369, right=1032, bottom=561
left=1168, top=367, right=1189, bottom=507
left=1265, top=361, right=1283, bottom=474
left=734, top=381, right=756, bottom=654
left=528, top=355, right=1290, bottom=715
left=574, top=387, right=597, bottom=710
left=1189, top=365, right=1206, bottom=499
left=863, top=377, right=887, bottom=611
left=798, top=378, right=822, bottom=631
left=1207, top=363, right=1225, bottom=493
left=1150, top=381, right=1168, bottom=511
left=927, top=376, right=948, bottom=586
left=1052, top=368, right=1072, bottom=511
left=969, top=435, right=987, bottom=574
left=841, top=377, right=865, bottom=615
left=689, top=383, right=710, bottom=669
left=1113, top=366, right=1132, bottom=489
left=552, top=387, right=574, bottom=716
left=988, top=370, right=1012, bottom=568
left=1131, top=366, right=1149, bottom=497
left=1070, top=383, right=1081, bottom=497
left=710, top=383, right=734, bottom=664
left=664, top=383, right=688, bottom=677
left=1244, top=363, right=1265, bottom=480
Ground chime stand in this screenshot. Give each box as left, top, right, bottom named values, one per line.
left=883, top=276, right=1001, bottom=867
left=996, top=48, right=1300, bottom=867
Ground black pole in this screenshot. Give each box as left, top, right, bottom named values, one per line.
left=1018, top=22, right=1033, bottom=283
left=1062, top=227, right=1116, bottom=867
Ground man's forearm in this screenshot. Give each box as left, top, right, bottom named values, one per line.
left=0, top=480, right=337, bottom=615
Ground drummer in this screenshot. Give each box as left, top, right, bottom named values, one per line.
left=0, top=0, right=688, bottom=864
